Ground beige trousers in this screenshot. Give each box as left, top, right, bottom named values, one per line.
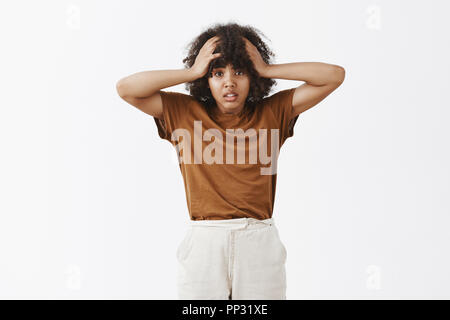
left=176, top=217, right=287, bottom=300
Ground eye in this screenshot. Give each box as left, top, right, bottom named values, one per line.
left=213, top=70, right=244, bottom=77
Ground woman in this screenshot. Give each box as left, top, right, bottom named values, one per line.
left=116, top=22, right=345, bottom=300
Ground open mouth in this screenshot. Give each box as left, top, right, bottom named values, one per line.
left=223, top=93, right=238, bottom=102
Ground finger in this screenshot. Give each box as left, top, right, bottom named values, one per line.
left=208, top=38, right=220, bottom=47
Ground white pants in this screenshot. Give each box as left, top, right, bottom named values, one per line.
left=176, top=217, right=287, bottom=300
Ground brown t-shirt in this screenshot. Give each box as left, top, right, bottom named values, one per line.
left=153, top=88, right=299, bottom=221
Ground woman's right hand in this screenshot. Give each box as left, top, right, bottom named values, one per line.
left=190, top=36, right=222, bottom=79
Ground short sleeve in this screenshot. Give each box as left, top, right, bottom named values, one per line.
left=153, top=90, right=191, bottom=143
left=266, top=88, right=299, bottom=146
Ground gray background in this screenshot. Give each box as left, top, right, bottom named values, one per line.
left=0, top=0, right=449, bottom=299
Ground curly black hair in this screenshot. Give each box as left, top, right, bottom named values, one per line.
left=182, top=21, right=278, bottom=121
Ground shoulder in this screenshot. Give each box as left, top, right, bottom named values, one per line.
left=159, top=90, right=196, bottom=104
left=262, top=88, right=296, bottom=105
left=159, top=90, right=208, bottom=122
left=261, top=88, right=296, bottom=116
left=159, top=90, right=202, bottom=114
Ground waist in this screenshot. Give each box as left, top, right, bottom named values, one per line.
left=189, top=217, right=274, bottom=230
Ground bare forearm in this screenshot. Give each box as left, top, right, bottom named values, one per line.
left=263, top=62, right=345, bottom=86
left=116, top=68, right=198, bottom=98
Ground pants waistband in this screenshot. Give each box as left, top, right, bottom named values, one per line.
left=189, top=217, right=274, bottom=230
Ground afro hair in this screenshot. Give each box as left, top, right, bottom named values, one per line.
left=182, top=21, right=278, bottom=121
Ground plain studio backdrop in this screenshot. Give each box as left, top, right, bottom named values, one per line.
left=0, top=0, right=449, bottom=299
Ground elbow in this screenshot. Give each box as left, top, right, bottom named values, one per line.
left=332, top=66, right=345, bottom=85
left=116, top=78, right=128, bottom=98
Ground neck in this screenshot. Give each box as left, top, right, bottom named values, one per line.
left=216, top=104, right=244, bottom=116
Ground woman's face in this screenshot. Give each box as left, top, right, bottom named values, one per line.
left=208, top=63, right=250, bottom=115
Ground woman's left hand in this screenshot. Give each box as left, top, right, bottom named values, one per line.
left=243, top=37, right=270, bottom=77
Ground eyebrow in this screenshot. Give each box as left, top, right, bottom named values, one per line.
left=212, top=66, right=241, bottom=70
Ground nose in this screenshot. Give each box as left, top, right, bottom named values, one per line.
left=224, top=74, right=236, bottom=88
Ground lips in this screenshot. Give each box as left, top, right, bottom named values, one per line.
left=223, top=92, right=238, bottom=97
left=224, top=94, right=238, bottom=102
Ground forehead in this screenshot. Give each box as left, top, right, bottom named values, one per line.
left=212, top=63, right=238, bottom=70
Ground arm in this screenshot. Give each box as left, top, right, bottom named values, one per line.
left=242, top=37, right=345, bottom=118
left=117, top=36, right=221, bottom=119
left=262, top=62, right=345, bottom=118
left=115, top=68, right=198, bottom=119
